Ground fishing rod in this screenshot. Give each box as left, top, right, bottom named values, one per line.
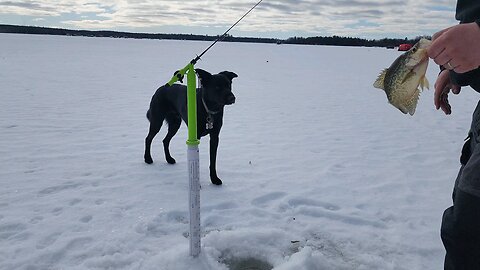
left=168, top=0, right=264, bottom=85
left=191, top=0, right=264, bottom=64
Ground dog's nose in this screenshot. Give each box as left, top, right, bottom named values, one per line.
left=226, top=95, right=236, bottom=105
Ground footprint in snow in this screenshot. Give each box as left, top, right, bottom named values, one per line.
left=38, top=181, right=82, bottom=197
left=0, top=223, right=27, bottom=241
left=29, top=216, right=44, bottom=224
left=251, top=192, right=287, bottom=207
left=79, top=215, right=93, bottom=223
left=51, top=207, right=63, bottom=216
left=69, top=198, right=82, bottom=206
left=166, top=211, right=189, bottom=224
left=202, top=202, right=238, bottom=212
left=288, top=198, right=341, bottom=211
left=36, top=232, right=62, bottom=249
left=95, top=199, right=105, bottom=205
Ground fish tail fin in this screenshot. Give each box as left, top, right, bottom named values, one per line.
left=373, top=69, right=388, bottom=90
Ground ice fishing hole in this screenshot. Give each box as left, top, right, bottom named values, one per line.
left=223, top=257, right=273, bottom=270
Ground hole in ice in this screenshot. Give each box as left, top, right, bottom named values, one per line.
left=223, top=257, right=273, bottom=270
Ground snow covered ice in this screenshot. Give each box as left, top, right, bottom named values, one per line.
left=1, top=33, right=479, bottom=269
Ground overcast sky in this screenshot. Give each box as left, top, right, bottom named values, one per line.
left=0, top=0, right=459, bottom=39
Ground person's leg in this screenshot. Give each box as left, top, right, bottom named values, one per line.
left=442, top=187, right=480, bottom=269
left=442, top=101, right=480, bottom=270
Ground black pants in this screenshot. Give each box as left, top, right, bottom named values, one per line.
left=442, top=185, right=480, bottom=269
left=442, top=100, right=480, bottom=270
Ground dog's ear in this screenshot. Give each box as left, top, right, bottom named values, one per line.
left=195, top=69, right=212, bottom=85
left=219, top=71, right=238, bottom=82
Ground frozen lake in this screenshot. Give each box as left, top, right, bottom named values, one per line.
left=1, top=33, right=479, bottom=269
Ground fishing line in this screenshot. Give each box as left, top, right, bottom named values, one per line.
left=191, top=0, right=263, bottom=64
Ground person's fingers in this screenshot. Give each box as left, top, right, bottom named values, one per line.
left=454, top=65, right=466, bottom=73
left=441, top=99, right=452, bottom=115
left=441, top=103, right=452, bottom=115
left=452, top=85, right=461, bottom=95
left=427, top=27, right=455, bottom=60
left=434, top=71, right=450, bottom=109
left=433, top=51, right=452, bottom=67
left=428, top=33, right=450, bottom=59
left=437, top=87, right=452, bottom=115
left=427, top=41, right=445, bottom=60
left=446, top=60, right=462, bottom=71
left=432, top=32, right=441, bottom=41
left=435, top=86, right=448, bottom=110
left=434, top=85, right=448, bottom=110
left=454, top=64, right=476, bottom=74
left=431, top=27, right=452, bottom=41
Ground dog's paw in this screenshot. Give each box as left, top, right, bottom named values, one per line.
left=166, top=156, right=176, bottom=164
left=144, top=155, right=153, bottom=164
left=210, top=176, right=223, bottom=186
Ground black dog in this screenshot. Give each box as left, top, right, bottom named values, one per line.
left=144, top=69, right=238, bottom=185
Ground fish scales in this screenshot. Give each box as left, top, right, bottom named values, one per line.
left=374, top=38, right=431, bottom=115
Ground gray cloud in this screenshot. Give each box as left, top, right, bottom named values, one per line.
left=0, top=1, right=58, bottom=15
left=0, top=1, right=42, bottom=9
left=0, top=0, right=459, bottom=38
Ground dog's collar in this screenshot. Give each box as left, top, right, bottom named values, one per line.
left=201, top=97, right=220, bottom=115
left=201, top=97, right=220, bottom=130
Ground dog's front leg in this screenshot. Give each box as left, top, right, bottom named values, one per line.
left=209, top=134, right=222, bottom=185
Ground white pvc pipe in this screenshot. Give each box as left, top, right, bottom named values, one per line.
left=188, top=145, right=201, bottom=257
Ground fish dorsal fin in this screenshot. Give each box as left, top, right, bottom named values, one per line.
left=373, top=69, right=388, bottom=90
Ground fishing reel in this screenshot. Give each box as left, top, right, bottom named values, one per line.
left=173, top=70, right=184, bottom=83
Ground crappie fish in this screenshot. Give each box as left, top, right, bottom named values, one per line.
left=373, top=38, right=431, bottom=115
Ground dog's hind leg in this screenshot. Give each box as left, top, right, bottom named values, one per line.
left=144, top=112, right=163, bottom=164
left=163, top=113, right=181, bottom=164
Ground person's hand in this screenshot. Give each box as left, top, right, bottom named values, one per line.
left=427, top=22, right=480, bottom=74
left=434, top=69, right=461, bottom=115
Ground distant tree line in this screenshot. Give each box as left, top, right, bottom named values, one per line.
left=0, top=24, right=427, bottom=48
left=285, top=36, right=427, bottom=48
